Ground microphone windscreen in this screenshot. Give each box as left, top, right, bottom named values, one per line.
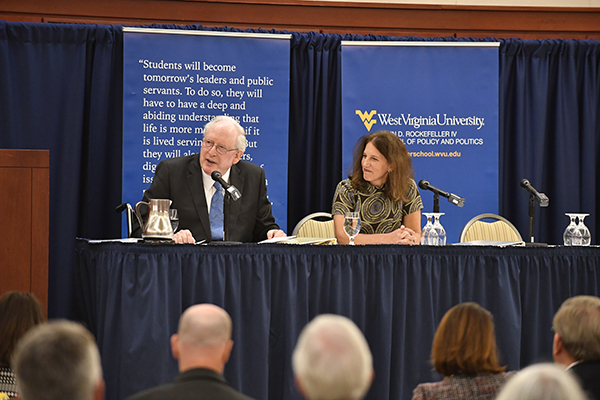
left=211, top=171, right=222, bottom=181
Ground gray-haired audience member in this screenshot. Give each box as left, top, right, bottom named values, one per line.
left=126, top=303, right=254, bottom=400
left=495, top=363, right=586, bottom=400
left=292, top=314, right=373, bottom=400
left=12, top=320, right=105, bottom=400
left=552, top=295, right=600, bottom=400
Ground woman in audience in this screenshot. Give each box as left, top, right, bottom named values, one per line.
left=495, top=363, right=586, bottom=400
left=332, top=131, right=423, bottom=244
left=0, top=291, right=45, bottom=398
left=412, top=302, right=513, bottom=400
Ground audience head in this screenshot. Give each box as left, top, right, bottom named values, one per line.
left=495, top=363, right=586, bottom=400
left=431, top=302, right=505, bottom=376
left=350, top=130, right=414, bottom=202
left=292, top=314, right=373, bottom=400
left=0, top=291, right=45, bottom=368
left=12, top=320, right=104, bottom=400
left=552, top=295, right=600, bottom=365
left=170, top=303, right=234, bottom=374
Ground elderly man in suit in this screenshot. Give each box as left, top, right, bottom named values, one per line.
left=552, top=295, right=600, bottom=400
left=135, top=115, right=285, bottom=243
left=125, top=304, right=254, bottom=400
left=292, top=314, right=374, bottom=400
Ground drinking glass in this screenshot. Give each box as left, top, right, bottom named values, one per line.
left=575, top=213, right=591, bottom=246
left=421, top=213, right=445, bottom=245
left=431, top=213, right=447, bottom=245
left=169, top=208, right=179, bottom=233
left=421, top=213, right=436, bottom=245
left=563, top=213, right=578, bottom=246
left=564, top=213, right=591, bottom=246
left=344, top=212, right=361, bottom=245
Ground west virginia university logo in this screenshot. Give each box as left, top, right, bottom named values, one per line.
left=355, top=110, right=377, bottom=131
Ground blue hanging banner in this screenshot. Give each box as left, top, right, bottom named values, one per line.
left=341, top=42, right=500, bottom=243
left=123, top=28, right=290, bottom=236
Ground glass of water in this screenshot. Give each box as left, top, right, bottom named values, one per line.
left=563, top=213, right=578, bottom=246
left=169, top=208, right=179, bottom=233
left=344, top=212, right=361, bottom=245
left=421, top=212, right=446, bottom=245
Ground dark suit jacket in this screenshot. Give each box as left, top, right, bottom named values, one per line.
left=133, top=154, right=279, bottom=242
left=571, top=360, right=600, bottom=400
left=125, top=368, right=255, bottom=400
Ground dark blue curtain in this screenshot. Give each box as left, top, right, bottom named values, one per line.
left=1, top=21, right=600, bottom=320
left=499, top=39, right=600, bottom=245
left=0, top=22, right=124, bottom=318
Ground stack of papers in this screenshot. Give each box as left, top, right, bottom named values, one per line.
left=259, top=236, right=337, bottom=245
left=453, top=240, right=525, bottom=247
left=87, top=238, right=142, bottom=244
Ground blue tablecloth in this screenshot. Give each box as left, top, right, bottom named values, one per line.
left=74, top=240, right=600, bottom=400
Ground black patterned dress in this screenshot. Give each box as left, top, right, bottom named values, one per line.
left=332, top=178, right=423, bottom=234
left=0, top=367, right=18, bottom=398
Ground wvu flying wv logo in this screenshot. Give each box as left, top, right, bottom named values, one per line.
left=355, top=110, right=377, bottom=131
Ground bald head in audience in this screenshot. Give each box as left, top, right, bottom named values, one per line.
left=171, top=303, right=234, bottom=374
left=292, top=314, right=373, bottom=400
left=126, top=303, right=254, bottom=400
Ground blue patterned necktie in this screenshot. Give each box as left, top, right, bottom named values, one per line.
left=210, top=181, right=224, bottom=241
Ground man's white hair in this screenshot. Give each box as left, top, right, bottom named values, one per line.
left=204, top=115, right=247, bottom=151
left=496, top=363, right=586, bottom=400
left=292, top=314, right=373, bottom=400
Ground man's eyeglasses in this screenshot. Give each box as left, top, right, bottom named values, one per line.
left=202, top=139, right=239, bottom=155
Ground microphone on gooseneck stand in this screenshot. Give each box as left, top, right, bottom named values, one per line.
left=520, top=178, right=549, bottom=247
left=520, top=179, right=549, bottom=207
left=418, top=179, right=466, bottom=212
left=211, top=171, right=242, bottom=201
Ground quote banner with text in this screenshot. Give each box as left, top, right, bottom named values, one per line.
left=123, top=28, right=291, bottom=236
left=341, top=42, right=500, bottom=243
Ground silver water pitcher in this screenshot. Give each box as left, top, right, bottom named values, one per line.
left=135, top=199, right=174, bottom=240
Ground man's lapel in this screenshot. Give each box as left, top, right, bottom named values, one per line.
left=227, top=163, right=245, bottom=228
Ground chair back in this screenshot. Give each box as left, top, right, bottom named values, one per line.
left=459, top=213, right=522, bottom=242
left=292, top=212, right=335, bottom=238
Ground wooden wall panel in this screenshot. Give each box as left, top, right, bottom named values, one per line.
left=0, top=0, right=599, bottom=39
left=0, top=150, right=49, bottom=314
left=0, top=169, right=33, bottom=291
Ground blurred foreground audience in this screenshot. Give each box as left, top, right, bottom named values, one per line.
left=0, top=291, right=45, bottom=398
left=126, top=303, right=254, bottom=400
left=292, top=314, right=373, bottom=400
left=552, top=295, right=600, bottom=400
left=412, top=302, right=513, bottom=400
left=12, top=320, right=104, bottom=400
left=496, top=363, right=586, bottom=400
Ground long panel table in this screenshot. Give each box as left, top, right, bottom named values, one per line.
left=74, top=240, right=600, bottom=400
